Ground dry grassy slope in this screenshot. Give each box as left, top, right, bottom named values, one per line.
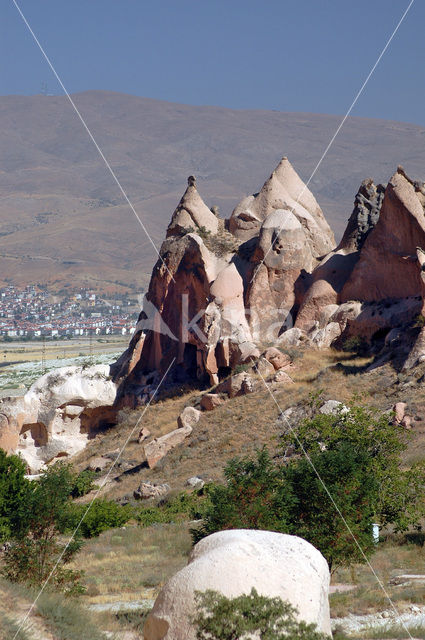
left=2, top=91, right=425, bottom=292
left=71, top=349, right=425, bottom=498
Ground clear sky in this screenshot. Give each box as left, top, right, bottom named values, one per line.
left=1, top=0, right=424, bottom=125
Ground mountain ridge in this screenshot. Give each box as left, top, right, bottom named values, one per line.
left=1, top=90, right=425, bottom=292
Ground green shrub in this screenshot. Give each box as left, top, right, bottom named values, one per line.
left=192, top=588, right=329, bottom=640
left=1, top=463, right=84, bottom=594
left=0, top=450, right=30, bottom=542
left=136, top=490, right=206, bottom=527
left=341, top=335, right=369, bottom=355
left=70, top=470, right=97, bottom=498
left=193, top=403, right=425, bottom=570
left=65, top=499, right=131, bottom=538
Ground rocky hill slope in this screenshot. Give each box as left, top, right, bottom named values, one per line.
left=2, top=91, right=425, bottom=292
left=113, top=157, right=425, bottom=408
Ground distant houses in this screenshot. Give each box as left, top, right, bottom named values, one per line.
left=0, top=285, right=139, bottom=339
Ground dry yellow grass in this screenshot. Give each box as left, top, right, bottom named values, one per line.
left=72, top=521, right=192, bottom=605
left=331, top=538, right=425, bottom=617
left=71, top=347, right=425, bottom=500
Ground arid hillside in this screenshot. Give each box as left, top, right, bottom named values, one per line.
left=1, top=91, right=425, bottom=292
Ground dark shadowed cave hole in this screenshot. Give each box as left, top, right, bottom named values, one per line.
left=178, top=343, right=197, bottom=380
left=218, top=366, right=232, bottom=380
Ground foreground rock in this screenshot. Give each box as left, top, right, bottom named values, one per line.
left=143, top=529, right=331, bottom=640
left=0, top=365, right=117, bottom=472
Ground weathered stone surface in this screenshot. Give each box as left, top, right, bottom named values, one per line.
left=144, top=425, right=193, bottom=469
left=144, top=529, right=331, bottom=640
left=185, top=476, right=205, bottom=489
left=342, top=168, right=425, bottom=302
left=296, top=179, right=384, bottom=332
left=0, top=365, right=117, bottom=473
left=319, top=400, right=349, bottom=416
left=177, top=406, right=201, bottom=430
left=273, top=370, right=295, bottom=385
left=88, top=456, right=110, bottom=472
left=252, top=357, right=275, bottom=379
left=137, top=426, right=151, bottom=444
left=200, top=393, right=225, bottom=411
left=113, top=159, right=334, bottom=398
left=133, top=481, right=170, bottom=500
left=216, top=372, right=256, bottom=397
left=262, top=347, right=292, bottom=370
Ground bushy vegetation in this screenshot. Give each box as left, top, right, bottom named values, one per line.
left=136, top=490, right=205, bottom=527
left=0, top=451, right=29, bottom=543
left=64, top=499, right=131, bottom=538
left=192, top=588, right=329, bottom=640
left=0, top=459, right=133, bottom=593
left=193, top=403, right=425, bottom=570
left=1, top=463, right=85, bottom=594
left=69, top=469, right=98, bottom=498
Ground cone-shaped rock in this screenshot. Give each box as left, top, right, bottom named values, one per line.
left=341, top=167, right=425, bottom=302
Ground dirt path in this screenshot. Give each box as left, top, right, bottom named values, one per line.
left=0, top=584, right=55, bottom=640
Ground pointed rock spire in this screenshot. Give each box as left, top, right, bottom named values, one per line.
left=167, top=175, right=219, bottom=237
left=229, top=156, right=334, bottom=256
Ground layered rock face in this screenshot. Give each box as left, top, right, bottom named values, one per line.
left=296, top=167, right=425, bottom=352
left=0, top=365, right=117, bottom=472
left=144, top=530, right=331, bottom=640
left=114, top=159, right=334, bottom=402
left=112, top=161, right=425, bottom=403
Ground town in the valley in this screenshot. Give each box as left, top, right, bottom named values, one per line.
left=0, top=284, right=142, bottom=339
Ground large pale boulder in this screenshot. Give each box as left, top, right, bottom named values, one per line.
left=144, top=529, right=331, bottom=640
left=0, top=365, right=117, bottom=472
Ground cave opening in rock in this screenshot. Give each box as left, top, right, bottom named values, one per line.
left=20, top=422, right=48, bottom=447
left=182, top=342, right=198, bottom=380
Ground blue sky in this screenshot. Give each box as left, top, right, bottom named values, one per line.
left=1, top=0, right=424, bottom=124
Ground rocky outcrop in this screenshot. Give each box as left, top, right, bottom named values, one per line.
left=293, top=167, right=425, bottom=360
left=143, top=529, right=331, bottom=640
left=144, top=424, right=193, bottom=469
left=113, top=159, right=335, bottom=403
left=0, top=365, right=117, bottom=472
left=341, top=167, right=425, bottom=302
left=295, top=178, right=385, bottom=332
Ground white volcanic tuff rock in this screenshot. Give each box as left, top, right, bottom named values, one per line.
left=144, top=529, right=331, bottom=640
left=230, top=156, right=334, bottom=256
left=0, top=365, right=117, bottom=472
left=238, top=159, right=334, bottom=341
left=167, top=181, right=219, bottom=237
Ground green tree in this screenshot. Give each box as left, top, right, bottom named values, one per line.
left=281, top=442, right=378, bottom=570
left=0, top=450, right=30, bottom=542
left=281, top=402, right=425, bottom=531
left=192, top=448, right=293, bottom=543
left=1, top=463, right=85, bottom=594
left=193, top=403, right=425, bottom=570
left=192, top=588, right=329, bottom=640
